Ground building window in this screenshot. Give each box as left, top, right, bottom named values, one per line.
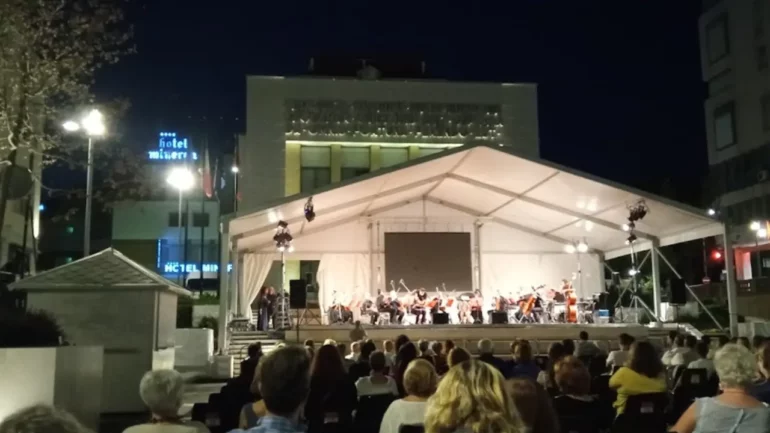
left=300, top=146, right=331, bottom=193
left=381, top=147, right=409, bottom=168
left=168, top=212, right=188, bottom=227
left=757, top=46, right=768, bottom=72
left=706, top=14, right=730, bottom=64
left=341, top=147, right=370, bottom=181
left=192, top=212, right=209, bottom=227
left=763, top=94, right=770, bottom=132
left=714, top=101, right=736, bottom=150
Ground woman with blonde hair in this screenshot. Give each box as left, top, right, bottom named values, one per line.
left=379, top=359, right=437, bottom=433
left=425, top=360, right=525, bottom=433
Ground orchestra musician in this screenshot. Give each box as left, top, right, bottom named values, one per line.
left=412, top=288, right=429, bottom=324
left=470, top=289, right=484, bottom=324
left=361, top=298, right=378, bottom=325
left=389, top=290, right=406, bottom=324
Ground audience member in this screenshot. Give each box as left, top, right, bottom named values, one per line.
left=509, top=340, right=540, bottom=381
left=688, top=341, right=715, bottom=377
left=337, top=343, right=354, bottom=371
left=323, top=338, right=336, bottom=346
left=383, top=339, right=396, bottom=367
left=662, top=334, right=688, bottom=366
left=241, top=359, right=267, bottom=428
left=349, top=340, right=377, bottom=382
left=667, top=330, right=679, bottom=348
left=239, top=342, right=263, bottom=388
left=508, top=379, right=559, bottom=433
left=0, top=405, right=90, bottom=433
left=537, top=342, right=566, bottom=390
left=231, top=345, right=310, bottom=433
left=609, top=341, right=666, bottom=415
left=606, top=333, right=634, bottom=370
left=553, top=357, right=606, bottom=431
left=356, top=351, right=399, bottom=397
left=561, top=338, right=576, bottom=357
left=305, top=344, right=357, bottom=433
left=738, top=336, right=752, bottom=349
left=379, top=359, right=437, bottom=433
left=425, top=360, right=524, bottom=433
left=750, top=341, right=770, bottom=403
left=418, top=339, right=435, bottom=365
left=431, top=341, right=448, bottom=375
left=394, top=342, right=419, bottom=396
left=671, top=334, right=699, bottom=366
left=124, top=370, right=209, bottom=433
left=753, top=335, right=766, bottom=351
left=350, top=320, right=367, bottom=342
left=574, top=331, right=600, bottom=358
left=347, top=341, right=361, bottom=361
left=447, top=347, right=472, bottom=369
left=671, top=344, right=770, bottom=433
left=395, top=334, right=410, bottom=352
left=478, top=338, right=507, bottom=375
left=701, top=335, right=715, bottom=359
left=444, top=339, right=456, bottom=354
left=717, top=334, right=730, bottom=349
left=304, top=339, right=315, bottom=358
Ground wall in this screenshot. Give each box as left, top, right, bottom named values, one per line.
left=112, top=200, right=220, bottom=241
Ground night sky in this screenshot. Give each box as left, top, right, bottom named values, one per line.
left=94, top=0, right=707, bottom=204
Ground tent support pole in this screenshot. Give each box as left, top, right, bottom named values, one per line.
left=723, top=226, right=739, bottom=336
left=474, top=221, right=482, bottom=293
left=368, top=222, right=375, bottom=297
left=650, top=239, right=662, bottom=324
left=655, top=247, right=725, bottom=332
left=218, top=231, right=231, bottom=353
left=232, top=251, right=241, bottom=319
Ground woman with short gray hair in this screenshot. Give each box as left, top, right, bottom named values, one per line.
left=671, top=344, right=770, bottom=433
left=123, top=370, right=209, bottom=433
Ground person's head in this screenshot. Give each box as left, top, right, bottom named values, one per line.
left=578, top=331, right=589, bottom=341
left=354, top=320, right=362, bottom=328
left=304, top=339, right=315, bottom=349
left=695, top=341, right=709, bottom=359
left=714, top=343, right=757, bottom=389
left=311, top=344, right=346, bottom=382
left=684, top=334, right=697, bottom=349
left=561, top=339, right=575, bottom=355
left=445, top=339, right=456, bottom=353
left=418, top=339, right=431, bottom=354
left=403, top=359, right=438, bottom=398
left=753, top=335, right=766, bottom=350
left=369, top=351, right=387, bottom=374
left=674, top=334, right=685, bottom=348
left=627, top=341, right=664, bottom=378
left=507, top=378, right=560, bottom=433
left=513, top=340, right=533, bottom=363
left=757, top=341, right=770, bottom=378
left=548, top=342, right=566, bottom=362
left=323, top=338, right=336, bottom=346
left=336, top=343, right=346, bottom=357
left=618, top=333, right=635, bottom=350
left=431, top=341, right=443, bottom=356
left=425, top=360, right=523, bottom=433
left=0, top=405, right=90, bottom=433
left=668, top=330, right=679, bottom=346
left=738, top=337, right=751, bottom=349
left=383, top=339, right=394, bottom=353
left=360, top=340, right=377, bottom=360
left=701, top=335, right=712, bottom=346
left=478, top=338, right=494, bottom=355
left=257, top=345, right=311, bottom=418
left=247, top=342, right=263, bottom=358
left=351, top=341, right=361, bottom=354
left=139, top=370, right=185, bottom=419
left=554, top=356, right=591, bottom=396
left=396, top=341, right=419, bottom=370
left=718, top=335, right=730, bottom=348
left=448, top=347, right=472, bottom=368
left=395, top=334, right=410, bottom=352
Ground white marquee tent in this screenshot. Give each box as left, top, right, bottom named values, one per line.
left=220, top=144, right=737, bottom=337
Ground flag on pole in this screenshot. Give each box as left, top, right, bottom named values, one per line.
left=202, top=144, right=213, bottom=198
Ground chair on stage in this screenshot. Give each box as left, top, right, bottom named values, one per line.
left=376, top=312, right=391, bottom=326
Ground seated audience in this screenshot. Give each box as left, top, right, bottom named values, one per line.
left=609, top=341, right=666, bottom=415
left=337, top=343, right=354, bottom=371
left=753, top=335, right=766, bottom=351
left=671, top=335, right=699, bottom=366
left=394, top=342, right=419, bottom=396
left=231, top=345, right=310, bottom=433
left=380, top=359, right=437, bottom=433
left=508, top=378, right=560, bottom=433
left=445, top=339, right=456, bottom=353
left=574, top=331, right=600, bottom=358
left=431, top=341, right=448, bottom=375
left=383, top=339, right=396, bottom=368
left=395, top=334, right=410, bottom=352
left=0, top=405, right=90, bottom=433
left=349, top=339, right=377, bottom=382
left=323, top=338, right=336, bottom=346
left=663, top=334, right=688, bottom=366
left=418, top=339, right=435, bottom=364
left=509, top=339, right=540, bottom=381
left=717, top=335, right=730, bottom=349
left=239, top=343, right=263, bottom=387
left=606, top=333, right=634, bottom=370
left=347, top=341, right=361, bottom=361
left=750, top=341, right=770, bottom=403
left=356, top=351, right=399, bottom=397
left=239, top=364, right=267, bottom=429
left=537, top=342, right=567, bottom=390
left=700, top=335, right=714, bottom=359
left=305, top=344, right=357, bottom=433
left=425, top=360, right=524, bottom=433
left=561, top=338, right=576, bottom=357
left=447, top=347, right=472, bottom=369
left=688, top=341, right=715, bottom=377
left=552, top=356, right=606, bottom=431
left=304, top=339, right=315, bottom=358
left=478, top=338, right=507, bottom=374
left=671, top=343, right=770, bottom=433
left=124, top=370, right=209, bottom=433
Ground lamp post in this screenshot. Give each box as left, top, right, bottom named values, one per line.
left=167, top=167, right=195, bottom=285
left=231, top=165, right=239, bottom=212
left=63, top=109, right=106, bottom=257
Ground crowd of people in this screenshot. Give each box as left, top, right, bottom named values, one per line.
left=6, top=331, right=770, bottom=433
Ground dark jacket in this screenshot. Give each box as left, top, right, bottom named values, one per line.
left=478, top=353, right=507, bottom=375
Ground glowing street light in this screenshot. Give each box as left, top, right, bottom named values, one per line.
left=231, top=165, right=239, bottom=173
left=751, top=221, right=761, bottom=231
left=707, top=208, right=716, bottom=216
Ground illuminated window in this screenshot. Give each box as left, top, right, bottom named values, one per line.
left=714, top=101, right=736, bottom=150
left=301, top=146, right=331, bottom=193
left=381, top=148, right=409, bottom=168
left=341, top=147, right=370, bottom=181
left=706, top=14, right=729, bottom=64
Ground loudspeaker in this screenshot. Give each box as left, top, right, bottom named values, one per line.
left=491, top=311, right=508, bottom=324
left=289, top=279, right=307, bottom=309
left=432, top=312, right=449, bottom=324
left=670, top=278, right=687, bottom=305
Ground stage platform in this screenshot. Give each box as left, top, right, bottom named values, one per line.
left=284, top=323, right=655, bottom=354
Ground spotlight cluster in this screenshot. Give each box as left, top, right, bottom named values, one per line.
left=564, top=240, right=589, bottom=254
left=624, top=200, right=648, bottom=245
left=273, top=220, right=294, bottom=252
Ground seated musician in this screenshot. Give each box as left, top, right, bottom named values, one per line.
left=412, top=288, right=428, bottom=324
left=362, top=298, right=378, bottom=325
left=389, top=290, right=405, bottom=324
left=374, top=290, right=395, bottom=324
left=470, top=289, right=484, bottom=324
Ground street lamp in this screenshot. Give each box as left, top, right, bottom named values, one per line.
left=231, top=165, right=239, bottom=212
left=167, top=167, right=195, bottom=284
left=62, top=109, right=105, bottom=257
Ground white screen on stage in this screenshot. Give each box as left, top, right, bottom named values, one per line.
left=384, top=232, right=473, bottom=292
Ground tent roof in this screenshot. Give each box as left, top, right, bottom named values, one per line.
left=228, top=144, right=722, bottom=259
left=10, top=248, right=191, bottom=296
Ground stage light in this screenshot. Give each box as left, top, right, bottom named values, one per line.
left=577, top=241, right=589, bottom=253
left=751, top=221, right=761, bottom=231
left=231, top=165, right=239, bottom=173
left=707, top=208, right=716, bottom=216
left=621, top=223, right=630, bottom=232
left=627, top=200, right=648, bottom=222
left=628, top=268, right=638, bottom=276
left=625, top=233, right=638, bottom=245
left=273, top=220, right=293, bottom=251
left=304, top=197, right=315, bottom=222
left=564, top=244, right=576, bottom=254
left=759, top=228, right=768, bottom=239
left=712, top=250, right=722, bottom=260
